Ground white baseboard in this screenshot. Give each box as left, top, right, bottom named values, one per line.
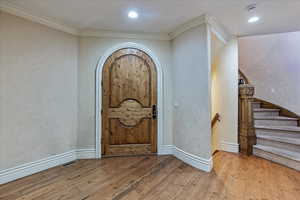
left=0, top=149, right=96, bottom=184
left=158, top=145, right=174, bottom=155
left=173, top=146, right=213, bottom=172
left=0, top=150, right=77, bottom=184
left=219, top=142, right=239, bottom=153
left=76, top=149, right=96, bottom=159
left=0, top=146, right=215, bottom=184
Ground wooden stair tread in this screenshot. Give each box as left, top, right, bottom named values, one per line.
left=253, top=144, right=300, bottom=162
left=255, top=125, right=300, bottom=132
left=256, top=135, right=300, bottom=145
left=254, top=116, right=298, bottom=121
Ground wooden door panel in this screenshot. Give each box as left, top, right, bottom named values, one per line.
left=109, top=118, right=151, bottom=144
left=110, top=56, right=150, bottom=107
left=108, top=99, right=152, bottom=126
left=102, top=48, right=157, bottom=156
left=106, top=144, right=152, bottom=156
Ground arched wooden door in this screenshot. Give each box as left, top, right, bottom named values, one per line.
left=102, top=48, right=157, bottom=156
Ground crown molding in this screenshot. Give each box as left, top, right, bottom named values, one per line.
left=169, top=14, right=232, bottom=43
left=0, top=2, right=232, bottom=42
left=206, top=16, right=232, bottom=44
left=169, top=15, right=207, bottom=39
left=0, top=2, right=170, bottom=41
left=0, top=1, right=79, bottom=35
left=80, top=29, right=171, bottom=41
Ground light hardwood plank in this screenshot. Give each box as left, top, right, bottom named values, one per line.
left=1, top=152, right=299, bottom=200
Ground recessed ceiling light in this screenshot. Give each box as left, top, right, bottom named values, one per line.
left=248, top=16, right=260, bottom=23
left=128, top=11, right=138, bottom=19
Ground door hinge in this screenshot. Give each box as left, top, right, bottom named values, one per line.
left=101, top=109, right=103, bottom=115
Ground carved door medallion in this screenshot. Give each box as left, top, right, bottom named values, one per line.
left=102, top=48, right=157, bottom=156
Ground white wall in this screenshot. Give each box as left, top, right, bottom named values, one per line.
left=77, top=37, right=173, bottom=149
left=211, top=33, right=239, bottom=153
left=172, top=25, right=212, bottom=159
left=0, top=11, right=78, bottom=169
left=239, top=32, right=300, bottom=115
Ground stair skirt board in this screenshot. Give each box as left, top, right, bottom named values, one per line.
left=253, top=147, right=300, bottom=171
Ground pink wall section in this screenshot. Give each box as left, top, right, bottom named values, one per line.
left=239, top=32, right=300, bottom=115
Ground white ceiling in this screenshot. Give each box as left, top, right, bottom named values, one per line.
left=2, top=0, right=300, bottom=36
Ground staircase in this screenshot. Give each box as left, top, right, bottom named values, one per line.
left=252, top=101, right=300, bottom=171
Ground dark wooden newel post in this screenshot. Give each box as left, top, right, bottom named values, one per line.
left=239, top=84, right=256, bottom=155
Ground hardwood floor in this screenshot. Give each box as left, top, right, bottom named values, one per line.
left=1, top=152, right=299, bottom=200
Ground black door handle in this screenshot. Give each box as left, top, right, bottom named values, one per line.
left=152, top=105, right=157, bottom=119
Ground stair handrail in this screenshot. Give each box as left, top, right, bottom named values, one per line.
left=211, top=113, right=221, bottom=128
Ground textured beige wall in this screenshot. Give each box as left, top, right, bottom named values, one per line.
left=211, top=34, right=239, bottom=153
left=0, top=9, right=235, bottom=170
left=0, top=11, right=78, bottom=169
left=239, top=32, right=300, bottom=115
left=78, top=37, right=173, bottom=149
left=172, top=25, right=212, bottom=159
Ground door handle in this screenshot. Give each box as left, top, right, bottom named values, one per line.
left=152, top=105, right=157, bottom=119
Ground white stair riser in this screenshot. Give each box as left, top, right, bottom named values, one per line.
left=254, top=111, right=279, bottom=117
left=256, top=138, right=300, bottom=153
left=256, top=129, right=300, bottom=138
left=252, top=103, right=261, bottom=109
left=253, top=148, right=300, bottom=171
left=255, top=119, right=298, bottom=126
